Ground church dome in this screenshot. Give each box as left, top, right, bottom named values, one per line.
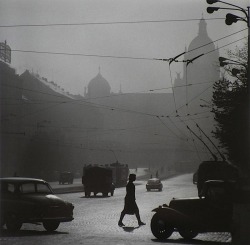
left=87, top=70, right=111, bottom=98
left=187, top=17, right=216, bottom=59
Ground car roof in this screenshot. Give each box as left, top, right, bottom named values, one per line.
left=148, top=178, right=160, bottom=181
left=0, top=177, right=47, bottom=184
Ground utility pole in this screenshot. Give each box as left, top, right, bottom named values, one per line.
left=206, top=1, right=250, bottom=244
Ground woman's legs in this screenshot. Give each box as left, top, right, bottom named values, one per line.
left=118, top=210, right=125, bottom=226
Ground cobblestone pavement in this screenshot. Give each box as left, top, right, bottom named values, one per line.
left=0, top=173, right=232, bottom=245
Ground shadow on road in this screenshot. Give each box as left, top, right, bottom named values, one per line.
left=122, top=226, right=140, bottom=232
left=151, top=238, right=230, bottom=245
left=79, top=195, right=111, bottom=198
left=0, top=228, right=68, bottom=237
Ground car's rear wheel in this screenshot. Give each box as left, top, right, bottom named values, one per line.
left=179, top=228, right=198, bottom=240
left=151, top=213, right=173, bottom=240
left=43, top=221, right=60, bottom=232
left=102, top=192, right=108, bottom=197
left=5, top=213, right=22, bottom=232
left=85, top=191, right=90, bottom=197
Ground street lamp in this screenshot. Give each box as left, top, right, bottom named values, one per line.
left=207, top=1, right=250, bottom=243
left=219, top=56, right=247, bottom=68
left=206, top=0, right=249, bottom=159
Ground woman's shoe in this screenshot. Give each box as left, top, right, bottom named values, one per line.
left=118, top=221, right=125, bottom=227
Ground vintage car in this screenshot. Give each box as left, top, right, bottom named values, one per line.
left=59, top=171, right=74, bottom=184
left=146, top=178, right=163, bottom=191
left=0, top=177, right=74, bottom=232
left=150, top=180, right=236, bottom=240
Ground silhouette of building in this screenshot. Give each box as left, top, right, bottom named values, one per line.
left=84, top=67, right=111, bottom=99
left=83, top=17, right=220, bottom=170
left=174, top=16, right=220, bottom=112
left=0, top=17, right=221, bottom=178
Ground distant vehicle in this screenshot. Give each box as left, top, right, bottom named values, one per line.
left=109, top=161, right=129, bottom=187
left=0, top=177, right=74, bottom=232
left=146, top=178, right=163, bottom=191
left=195, top=161, right=239, bottom=197
left=82, top=165, right=115, bottom=197
left=59, top=171, right=74, bottom=184
left=151, top=180, right=236, bottom=240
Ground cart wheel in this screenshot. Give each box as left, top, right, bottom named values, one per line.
left=150, top=213, right=173, bottom=240
left=179, top=228, right=198, bottom=240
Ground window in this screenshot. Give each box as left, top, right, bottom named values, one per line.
left=37, top=183, right=52, bottom=194
left=0, top=183, right=15, bottom=194
left=20, top=183, right=36, bottom=194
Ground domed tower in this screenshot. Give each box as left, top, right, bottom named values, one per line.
left=86, top=68, right=111, bottom=99
left=174, top=16, right=220, bottom=112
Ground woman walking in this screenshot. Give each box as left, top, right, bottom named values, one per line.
left=118, top=174, right=145, bottom=227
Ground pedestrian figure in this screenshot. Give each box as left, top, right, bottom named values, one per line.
left=118, top=174, right=145, bottom=227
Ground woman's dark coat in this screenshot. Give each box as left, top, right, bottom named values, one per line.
left=122, top=181, right=139, bottom=215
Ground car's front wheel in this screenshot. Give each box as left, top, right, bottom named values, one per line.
left=5, top=213, right=22, bottom=232
left=179, top=228, right=198, bottom=240
left=43, top=221, right=60, bottom=232
left=151, top=213, right=173, bottom=240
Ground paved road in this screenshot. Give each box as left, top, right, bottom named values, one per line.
left=0, top=174, right=231, bottom=245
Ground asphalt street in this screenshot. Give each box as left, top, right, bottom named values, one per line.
left=0, top=174, right=231, bottom=245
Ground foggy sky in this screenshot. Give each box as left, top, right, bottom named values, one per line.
left=0, top=0, right=247, bottom=95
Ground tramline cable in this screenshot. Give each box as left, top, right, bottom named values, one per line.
left=2, top=32, right=246, bottom=62
left=167, top=116, right=189, bottom=139
left=2, top=81, right=213, bottom=117
left=168, top=64, right=178, bottom=114
left=188, top=130, right=202, bottom=161
left=169, top=84, right=214, bottom=116
left=0, top=17, right=226, bottom=28
left=1, top=79, right=215, bottom=104
left=156, top=116, right=188, bottom=141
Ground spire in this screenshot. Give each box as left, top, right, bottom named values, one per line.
left=98, top=66, right=101, bottom=74
left=198, top=14, right=208, bottom=36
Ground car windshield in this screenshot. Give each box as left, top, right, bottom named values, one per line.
left=148, top=179, right=160, bottom=184
left=19, top=182, right=52, bottom=194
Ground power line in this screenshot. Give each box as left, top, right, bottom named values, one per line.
left=5, top=30, right=246, bottom=62
left=188, top=28, right=247, bottom=54
left=11, top=49, right=157, bottom=61
left=0, top=18, right=226, bottom=28
left=1, top=82, right=214, bottom=120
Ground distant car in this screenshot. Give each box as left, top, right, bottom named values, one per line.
left=59, top=171, right=74, bottom=184
left=0, top=177, right=74, bottom=232
left=146, top=178, right=163, bottom=191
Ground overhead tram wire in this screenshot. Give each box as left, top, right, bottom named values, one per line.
left=188, top=129, right=202, bottom=162
left=4, top=30, right=246, bottom=62
left=1, top=82, right=212, bottom=121
left=0, top=17, right=226, bottom=28
left=2, top=36, right=246, bottom=121
left=156, top=116, right=186, bottom=141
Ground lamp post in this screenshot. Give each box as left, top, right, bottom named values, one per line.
left=207, top=0, right=249, bottom=175
left=207, top=1, right=250, bottom=244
